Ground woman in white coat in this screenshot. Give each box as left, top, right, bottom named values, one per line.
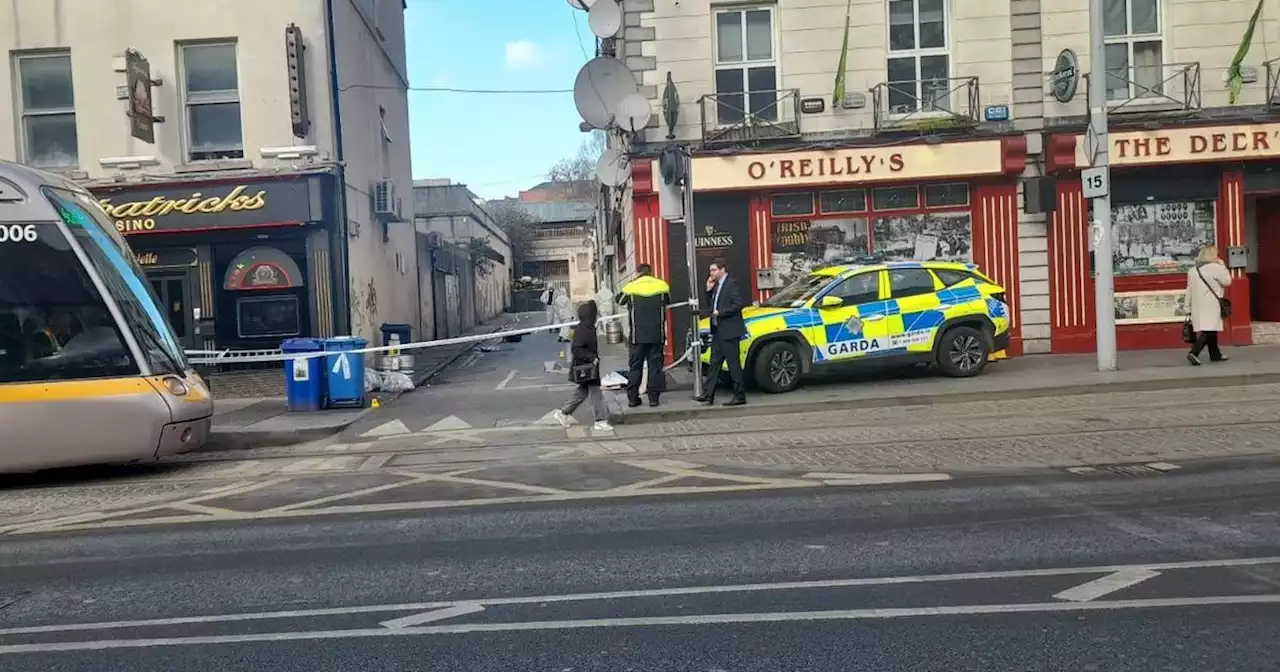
left=1185, top=245, right=1232, bottom=365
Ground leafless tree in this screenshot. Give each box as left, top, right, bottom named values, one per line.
left=485, top=198, right=538, bottom=273
left=545, top=132, right=606, bottom=199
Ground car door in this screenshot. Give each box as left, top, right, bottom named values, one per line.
left=807, top=269, right=890, bottom=366
left=886, top=267, right=945, bottom=353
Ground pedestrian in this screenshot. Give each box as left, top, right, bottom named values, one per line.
left=694, top=259, right=747, bottom=406
left=1185, top=245, right=1232, bottom=366
left=553, top=300, right=613, bottom=431
left=540, top=285, right=555, bottom=329
left=553, top=290, right=574, bottom=342
left=615, top=263, right=671, bottom=407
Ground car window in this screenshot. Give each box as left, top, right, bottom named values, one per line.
left=762, top=273, right=829, bottom=308
left=935, top=269, right=977, bottom=287
left=889, top=268, right=936, bottom=298
left=831, top=272, right=879, bottom=305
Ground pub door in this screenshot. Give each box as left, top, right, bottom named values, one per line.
left=148, top=273, right=196, bottom=349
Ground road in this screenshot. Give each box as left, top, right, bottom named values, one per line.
left=1, top=458, right=1279, bottom=670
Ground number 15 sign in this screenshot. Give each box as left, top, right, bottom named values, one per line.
left=1081, top=166, right=1110, bottom=199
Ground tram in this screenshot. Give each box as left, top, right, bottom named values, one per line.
left=0, top=160, right=212, bottom=473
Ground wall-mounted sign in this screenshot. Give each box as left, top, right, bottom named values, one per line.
left=690, top=140, right=1005, bottom=191
left=134, top=248, right=198, bottom=269
left=1073, top=122, right=1280, bottom=168
left=94, top=178, right=317, bottom=235
left=800, top=98, right=826, bottom=114
left=1114, top=290, right=1189, bottom=325
left=1050, top=49, right=1079, bottom=103
left=223, top=246, right=305, bottom=291
left=125, top=49, right=158, bottom=144
left=984, top=105, right=1010, bottom=122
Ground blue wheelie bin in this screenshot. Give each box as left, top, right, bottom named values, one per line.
left=281, top=338, right=324, bottom=412
left=323, top=336, right=367, bottom=408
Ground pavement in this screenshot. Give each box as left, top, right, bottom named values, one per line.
left=0, top=458, right=1278, bottom=669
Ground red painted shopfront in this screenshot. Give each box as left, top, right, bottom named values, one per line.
left=628, top=137, right=1028, bottom=363
left=1042, top=121, right=1280, bottom=353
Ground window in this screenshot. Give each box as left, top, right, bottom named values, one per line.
left=15, top=53, right=79, bottom=169
left=181, top=42, right=244, bottom=160
left=924, top=183, right=969, bottom=207
left=831, top=272, right=880, bottom=305
left=889, top=268, right=936, bottom=298
left=887, top=0, right=949, bottom=114
left=819, top=190, right=868, bottom=214
left=714, top=7, right=777, bottom=124
left=872, top=186, right=920, bottom=211
left=1101, top=200, right=1216, bottom=276
left=771, top=193, right=814, bottom=217
left=935, top=268, right=978, bottom=287
left=237, top=296, right=301, bottom=339
left=1103, top=0, right=1163, bottom=101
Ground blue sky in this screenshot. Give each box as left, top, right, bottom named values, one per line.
left=404, top=0, right=595, bottom=200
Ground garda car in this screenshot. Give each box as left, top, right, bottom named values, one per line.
left=698, top=260, right=1011, bottom=393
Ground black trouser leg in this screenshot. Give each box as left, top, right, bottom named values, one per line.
left=1190, top=331, right=1221, bottom=358
left=625, top=344, right=645, bottom=404
left=722, top=338, right=746, bottom=399
left=643, top=343, right=664, bottom=401
left=702, top=342, right=726, bottom=401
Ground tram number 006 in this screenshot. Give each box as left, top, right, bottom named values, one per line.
left=0, top=224, right=38, bottom=243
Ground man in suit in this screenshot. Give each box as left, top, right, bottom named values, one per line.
left=695, top=258, right=747, bottom=406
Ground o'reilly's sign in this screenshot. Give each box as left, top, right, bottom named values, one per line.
left=93, top=179, right=316, bottom=234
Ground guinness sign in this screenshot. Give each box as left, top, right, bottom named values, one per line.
left=92, top=177, right=320, bottom=235
left=695, top=225, right=734, bottom=249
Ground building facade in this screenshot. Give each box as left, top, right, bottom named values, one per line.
left=611, top=0, right=1280, bottom=359
left=0, top=0, right=416, bottom=352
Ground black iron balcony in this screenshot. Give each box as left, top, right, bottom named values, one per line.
left=1085, top=62, right=1201, bottom=114
left=871, top=76, right=979, bottom=132
left=699, top=88, right=801, bottom=145
left=1265, top=58, right=1280, bottom=110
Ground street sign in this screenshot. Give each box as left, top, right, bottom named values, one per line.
left=1050, top=49, right=1079, bottom=104
left=125, top=49, right=156, bottom=144
left=1082, top=166, right=1109, bottom=199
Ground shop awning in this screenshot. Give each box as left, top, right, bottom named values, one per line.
left=223, top=246, right=304, bottom=291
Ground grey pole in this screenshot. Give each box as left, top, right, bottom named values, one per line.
left=1088, top=0, right=1117, bottom=371
left=683, top=147, right=704, bottom=398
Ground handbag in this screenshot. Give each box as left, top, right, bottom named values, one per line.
left=1195, top=265, right=1232, bottom=319
left=569, top=359, right=600, bottom=384
left=1181, top=317, right=1196, bottom=344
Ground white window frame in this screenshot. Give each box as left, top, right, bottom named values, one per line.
left=711, top=5, right=780, bottom=125
left=178, top=41, right=244, bottom=162
left=885, top=0, right=952, bottom=116
left=14, top=51, right=79, bottom=169
left=1102, top=0, right=1165, bottom=102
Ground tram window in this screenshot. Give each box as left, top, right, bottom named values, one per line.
left=0, top=221, right=139, bottom=383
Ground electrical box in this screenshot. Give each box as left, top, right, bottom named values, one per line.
left=756, top=267, right=784, bottom=290
left=1228, top=246, right=1248, bottom=269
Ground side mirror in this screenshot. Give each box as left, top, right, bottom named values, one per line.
left=819, top=296, right=844, bottom=309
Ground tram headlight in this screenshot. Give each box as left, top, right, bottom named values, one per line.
left=162, top=376, right=189, bottom=396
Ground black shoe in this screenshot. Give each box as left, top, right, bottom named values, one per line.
left=722, top=397, right=746, bottom=407
left=1187, top=353, right=1201, bottom=366
left=627, top=398, right=642, bottom=408
left=648, top=398, right=660, bottom=407
left=1210, top=356, right=1230, bottom=363
left=693, top=395, right=714, bottom=404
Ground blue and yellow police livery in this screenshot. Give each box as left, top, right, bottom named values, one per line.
left=698, top=260, right=1011, bottom=393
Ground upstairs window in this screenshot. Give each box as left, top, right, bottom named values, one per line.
left=886, top=0, right=950, bottom=114
left=181, top=42, right=244, bottom=161
left=15, top=52, right=79, bottom=169
left=713, top=6, right=777, bottom=124
left=1103, top=0, right=1163, bottom=100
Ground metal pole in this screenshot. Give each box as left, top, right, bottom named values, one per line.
left=683, top=148, right=703, bottom=398
left=1088, top=0, right=1117, bottom=371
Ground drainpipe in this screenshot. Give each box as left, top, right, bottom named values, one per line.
left=325, top=0, right=352, bottom=335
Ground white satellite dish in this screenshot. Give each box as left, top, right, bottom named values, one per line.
left=588, top=0, right=622, bottom=38
left=573, top=57, right=638, bottom=130
left=616, top=93, right=653, bottom=133
left=567, top=0, right=594, bottom=9
left=595, top=148, right=631, bottom=187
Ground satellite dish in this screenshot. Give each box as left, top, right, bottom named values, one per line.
left=567, top=0, right=593, bottom=9
left=587, top=0, right=622, bottom=38
left=616, top=93, right=653, bottom=132
left=573, top=57, right=638, bottom=129
left=595, top=148, right=630, bottom=187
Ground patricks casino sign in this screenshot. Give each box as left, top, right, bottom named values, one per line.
left=93, top=178, right=318, bottom=235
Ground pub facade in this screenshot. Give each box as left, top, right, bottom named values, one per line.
left=91, top=170, right=342, bottom=352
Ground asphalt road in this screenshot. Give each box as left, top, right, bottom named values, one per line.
left=1, top=457, right=1279, bottom=670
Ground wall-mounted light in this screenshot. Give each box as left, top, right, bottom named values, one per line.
left=260, top=145, right=319, bottom=160
left=99, top=155, right=160, bottom=169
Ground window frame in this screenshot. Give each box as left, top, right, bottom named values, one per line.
left=14, top=51, right=79, bottom=169
left=885, top=0, right=952, bottom=115
left=178, top=40, right=245, bottom=162
left=1102, top=0, right=1165, bottom=102
left=888, top=267, right=940, bottom=299
left=235, top=294, right=302, bottom=339
left=711, top=5, right=780, bottom=125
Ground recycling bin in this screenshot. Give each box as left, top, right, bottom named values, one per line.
left=322, top=336, right=367, bottom=409
left=281, top=338, right=324, bottom=412
left=379, top=323, right=412, bottom=346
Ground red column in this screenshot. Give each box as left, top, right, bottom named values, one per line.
left=1047, top=177, right=1094, bottom=353
left=1219, top=170, right=1253, bottom=345
left=972, top=182, right=1023, bottom=356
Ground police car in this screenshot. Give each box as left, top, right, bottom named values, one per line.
left=698, top=260, right=1011, bottom=393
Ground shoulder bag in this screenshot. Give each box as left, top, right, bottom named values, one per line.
left=569, top=359, right=600, bottom=384
left=1196, top=265, right=1232, bottom=319
left=1181, top=316, right=1196, bottom=344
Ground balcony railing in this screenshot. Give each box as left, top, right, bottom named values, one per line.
left=1085, top=62, right=1201, bottom=114
left=1265, top=58, right=1280, bottom=111
left=871, top=76, right=979, bottom=132
left=699, top=88, right=801, bottom=145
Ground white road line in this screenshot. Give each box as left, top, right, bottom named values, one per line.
left=278, top=458, right=327, bottom=474
left=1053, top=568, right=1162, bottom=602
left=2, top=595, right=1277, bottom=653
left=495, top=370, right=517, bottom=390
left=4, top=556, right=1278, bottom=638
left=378, top=604, right=485, bottom=629
left=358, top=454, right=394, bottom=471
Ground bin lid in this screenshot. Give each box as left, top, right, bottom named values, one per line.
left=380, top=323, right=412, bottom=331
left=281, top=337, right=323, bottom=351
left=323, top=336, right=368, bottom=348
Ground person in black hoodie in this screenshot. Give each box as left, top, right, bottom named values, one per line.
left=552, top=300, right=613, bottom=431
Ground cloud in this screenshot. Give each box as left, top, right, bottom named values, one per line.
left=504, top=40, right=546, bottom=70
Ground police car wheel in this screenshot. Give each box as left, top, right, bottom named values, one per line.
left=754, top=341, right=801, bottom=393
left=937, top=326, right=989, bottom=378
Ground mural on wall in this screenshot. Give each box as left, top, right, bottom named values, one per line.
left=1092, top=201, right=1216, bottom=276
left=872, top=212, right=973, bottom=263
left=1114, top=290, right=1189, bottom=324
left=771, top=218, right=869, bottom=285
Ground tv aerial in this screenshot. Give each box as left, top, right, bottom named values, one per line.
left=588, top=0, right=622, bottom=38
left=573, top=56, right=638, bottom=130
left=595, top=147, right=631, bottom=187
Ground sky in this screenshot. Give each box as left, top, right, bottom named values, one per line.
left=404, top=0, right=596, bottom=200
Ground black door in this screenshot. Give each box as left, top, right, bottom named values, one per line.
left=148, top=273, right=195, bottom=349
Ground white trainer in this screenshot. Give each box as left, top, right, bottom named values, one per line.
left=592, top=420, right=614, bottom=432
left=552, top=409, right=572, bottom=428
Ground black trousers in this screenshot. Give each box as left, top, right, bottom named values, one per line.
left=704, top=336, right=746, bottom=399
left=626, top=342, right=664, bottom=402
left=1189, top=330, right=1224, bottom=360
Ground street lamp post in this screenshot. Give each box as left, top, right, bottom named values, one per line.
left=1088, top=0, right=1118, bottom=371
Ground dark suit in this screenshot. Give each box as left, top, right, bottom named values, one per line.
left=702, top=275, right=747, bottom=400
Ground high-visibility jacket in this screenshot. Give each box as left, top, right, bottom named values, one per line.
left=615, top=274, right=671, bottom=345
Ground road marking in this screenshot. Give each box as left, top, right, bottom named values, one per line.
left=378, top=604, right=485, bottom=629
left=1, top=595, right=1276, bottom=653
left=800, top=472, right=953, bottom=486
left=166, top=502, right=241, bottom=518
left=1053, top=568, right=1161, bottom=602
left=495, top=370, right=517, bottom=390
left=279, top=458, right=328, bottom=473
left=598, top=441, right=636, bottom=454
left=359, top=454, right=394, bottom=471
left=622, top=460, right=814, bottom=487
left=425, top=415, right=472, bottom=431
left=361, top=420, right=411, bottom=438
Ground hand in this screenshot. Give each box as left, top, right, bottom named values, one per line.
left=706, top=278, right=716, bottom=291
left=712, top=310, right=720, bottom=317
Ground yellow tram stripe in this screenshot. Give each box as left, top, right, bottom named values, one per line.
left=0, top=377, right=153, bottom=403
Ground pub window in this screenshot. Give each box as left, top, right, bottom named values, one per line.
left=887, top=0, right=950, bottom=114
left=180, top=41, right=244, bottom=161
left=236, top=295, right=301, bottom=339
left=924, top=183, right=969, bottom=208
left=819, top=190, right=867, bottom=214
left=872, top=186, right=920, bottom=211
left=771, top=192, right=815, bottom=217
left=873, top=212, right=972, bottom=263
left=771, top=218, right=869, bottom=286
left=15, top=52, right=79, bottom=169
left=1098, top=200, right=1215, bottom=276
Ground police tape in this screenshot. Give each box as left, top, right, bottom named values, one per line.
left=186, top=300, right=696, bottom=365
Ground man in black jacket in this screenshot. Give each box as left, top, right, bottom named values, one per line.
left=695, top=258, right=747, bottom=406
left=615, top=264, right=671, bottom=407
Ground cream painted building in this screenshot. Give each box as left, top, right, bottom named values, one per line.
left=0, top=0, right=416, bottom=352
left=607, top=0, right=1280, bottom=357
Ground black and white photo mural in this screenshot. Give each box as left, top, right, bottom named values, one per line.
left=871, top=212, right=973, bottom=263
left=1089, top=200, right=1216, bottom=276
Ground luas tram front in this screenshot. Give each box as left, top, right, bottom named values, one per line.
left=0, top=161, right=212, bottom=473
